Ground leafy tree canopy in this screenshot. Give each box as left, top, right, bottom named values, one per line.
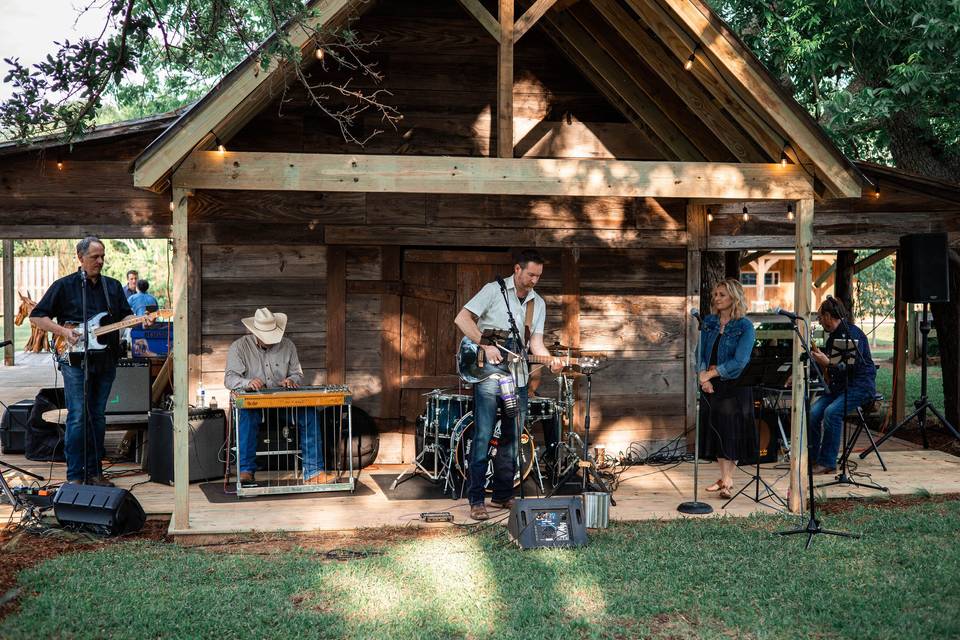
left=711, top=0, right=960, bottom=180
left=1, top=0, right=398, bottom=144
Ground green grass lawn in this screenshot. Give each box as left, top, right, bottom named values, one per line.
left=870, top=346, right=945, bottom=415
left=3, top=499, right=960, bottom=640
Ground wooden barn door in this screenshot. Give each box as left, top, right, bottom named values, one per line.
left=398, top=250, right=514, bottom=436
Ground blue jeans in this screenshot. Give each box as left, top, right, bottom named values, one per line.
left=60, top=363, right=117, bottom=481
left=237, top=407, right=324, bottom=480
left=809, top=387, right=875, bottom=468
left=469, top=375, right=528, bottom=505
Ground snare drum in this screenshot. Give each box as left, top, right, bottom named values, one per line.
left=421, top=392, right=472, bottom=437
left=526, top=396, right=557, bottom=423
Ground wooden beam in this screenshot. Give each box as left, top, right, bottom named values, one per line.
left=515, top=0, right=559, bottom=41
left=624, top=0, right=782, bottom=162
left=498, top=0, right=514, bottom=159
left=133, top=0, right=361, bottom=191
left=547, top=9, right=704, bottom=160
left=893, top=257, right=907, bottom=423
left=591, top=0, right=764, bottom=163
left=656, top=0, right=862, bottom=198
left=175, top=151, right=814, bottom=200
left=788, top=198, right=813, bottom=514
left=171, top=187, right=190, bottom=530
left=740, top=250, right=770, bottom=268
left=326, top=247, right=346, bottom=385
left=686, top=204, right=707, bottom=449
left=456, top=0, right=501, bottom=42
left=854, top=248, right=896, bottom=274
left=0, top=225, right=172, bottom=240
left=3, top=240, right=13, bottom=366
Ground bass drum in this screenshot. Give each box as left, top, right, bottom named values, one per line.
left=452, top=411, right=534, bottom=492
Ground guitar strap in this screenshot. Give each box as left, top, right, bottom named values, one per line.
left=524, top=298, right=535, bottom=346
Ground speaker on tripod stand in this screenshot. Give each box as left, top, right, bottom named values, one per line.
left=862, top=232, right=960, bottom=455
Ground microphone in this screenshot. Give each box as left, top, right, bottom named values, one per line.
left=690, top=308, right=702, bottom=329
left=774, top=307, right=800, bottom=321
left=496, top=374, right=518, bottom=418
left=0, top=340, right=12, bottom=348
left=78, top=267, right=87, bottom=281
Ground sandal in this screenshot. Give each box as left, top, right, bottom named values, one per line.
left=705, top=479, right=725, bottom=492
left=718, top=482, right=734, bottom=500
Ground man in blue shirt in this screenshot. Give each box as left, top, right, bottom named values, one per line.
left=809, top=296, right=876, bottom=474
left=124, top=270, right=139, bottom=299
left=127, top=279, right=159, bottom=316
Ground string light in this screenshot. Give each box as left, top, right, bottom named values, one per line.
left=787, top=203, right=794, bottom=221
left=873, top=180, right=880, bottom=198
left=315, top=47, right=325, bottom=61
left=706, top=207, right=714, bottom=223
left=684, top=45, right=698, bottom=71
left=780, top=147, right=789, bottom=166
left=56, top=155, right=63, bottom=171
left=169, top=201, right=176, bottom=212
left=742, top=206, right=749, bottom=222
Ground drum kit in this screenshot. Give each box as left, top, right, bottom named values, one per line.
left=391, top=341, right=607, bottom=498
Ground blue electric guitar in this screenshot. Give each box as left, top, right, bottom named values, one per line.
left=456, top=335, right=603, bottom=385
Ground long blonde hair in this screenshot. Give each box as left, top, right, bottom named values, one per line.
left=710, top=277, right=748, bottom=319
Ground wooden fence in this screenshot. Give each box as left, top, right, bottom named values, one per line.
left=0, top=256, right=59, bottom=314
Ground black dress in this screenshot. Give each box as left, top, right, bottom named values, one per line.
left=698, top=335, right=757, bottom=461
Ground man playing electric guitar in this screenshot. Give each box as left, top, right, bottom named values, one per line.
left=30, top=237, right=153, bottom=486
left=454, top=249, right=562, bottom=521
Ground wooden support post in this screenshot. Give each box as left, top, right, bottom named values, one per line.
left=894, top=252, right=908, bottom=423
left=171, top=187, right=190, bottom=530
left=3, top=240, right=13, bottom=366
left=686, top=205, right=707, bottom=448
left=497, top=0, right=514, bottom=159
left=326, top=247, right=346, bottom=385
left=788, top=198, right=813, bottom=513
left=380, top=246, right=402, bottom=421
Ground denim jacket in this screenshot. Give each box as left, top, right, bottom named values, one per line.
left=697, top=315, right=755, bottom=380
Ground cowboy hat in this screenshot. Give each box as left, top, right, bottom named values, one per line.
left=241, top=307, right=288, bottom=345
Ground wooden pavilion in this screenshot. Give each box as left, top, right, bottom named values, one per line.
left=3, top=0, right=959, bottom=533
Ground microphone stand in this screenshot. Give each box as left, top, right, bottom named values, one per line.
left=678, top=311, right=712, bottom=515
left=80, top=268, right=92, bottom=484
left=777, top=313, right=859, bottom=548
left=497, top=278, right=525, bottom=500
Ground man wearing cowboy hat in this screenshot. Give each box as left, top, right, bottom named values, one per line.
left=224, top=307, right=324, bottom=484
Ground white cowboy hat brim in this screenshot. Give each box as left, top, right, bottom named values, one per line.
left=241, top=311, right=287, bottom=344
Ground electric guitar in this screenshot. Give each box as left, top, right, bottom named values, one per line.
left=456, top=335, right=604, bottom=385
left=55, top=309, right=173, bottom=355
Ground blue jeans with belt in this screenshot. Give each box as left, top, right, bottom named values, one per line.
left=237, top=407, right=324, bottom=480
left=809, top=387, right=875, bottom=469
left=468, top=375, right=528, bottom=505
left=60, top=362, right=117, bottom=482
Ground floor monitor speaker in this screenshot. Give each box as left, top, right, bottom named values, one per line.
left=507, top=497, right=589, bottom=549
left=53, top=484, right=146, bottom=536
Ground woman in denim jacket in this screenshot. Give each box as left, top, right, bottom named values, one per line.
left=697, top=278, right=757, bottom=499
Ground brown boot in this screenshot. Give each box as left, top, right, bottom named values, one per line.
left=238, top=471, right=255, bottom=484
left=86, top=476, right=116, bottom=487
left=490, top=498, right=515, bottom=510
left=470, top=503, right=490, bottom=521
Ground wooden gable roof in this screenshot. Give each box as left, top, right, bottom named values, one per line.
left=133, top=0, right=864, bottom=199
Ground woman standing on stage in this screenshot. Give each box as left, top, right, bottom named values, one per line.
left=697, top=278, right=757, bottom=499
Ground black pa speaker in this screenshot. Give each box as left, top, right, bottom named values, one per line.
left=53, top=484, right=146, bottom=536
left=739, top=406, right=786, bottom=466
left=900, top=233, right=950, bottom=303
left=0, top=399, right=32, bottom=454
left=507, top=497, right=589, bottom=549
left=148, top=409, right=226, bottom=484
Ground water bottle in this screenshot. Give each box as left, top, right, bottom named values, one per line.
left=196, top=381, right=206, bottom=409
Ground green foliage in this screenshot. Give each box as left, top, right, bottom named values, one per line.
left=3, top=501, right=960, bottom=639
left=854, top=251, right=896, bottom=341
left=711, top=0, right=960, bottom=167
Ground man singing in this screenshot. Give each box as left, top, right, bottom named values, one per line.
left=454, top=249, right=561, bottom=521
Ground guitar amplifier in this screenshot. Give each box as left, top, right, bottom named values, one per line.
left=148, top=409, right=226, bottom=484
left=106, top=360, right=150, bottom=415
left=0, top=399, right=32, bottom=454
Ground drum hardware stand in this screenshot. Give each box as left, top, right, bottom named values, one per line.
left=777, top=313, right=859, bottom=548
left=392, top=395, right=451, bottom=490
left=546, top=370, right=615, bottom=505
left=861, top=302, right=960, bottom=457
left=816, top=333, right=886, bottom=493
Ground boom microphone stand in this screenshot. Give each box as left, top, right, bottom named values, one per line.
left=497, top=278, right=526, bottom=500
left=777, top=312, right=859, bottom=548
left=80, top=267, right=92, bottom=485
left=678, top=309, right=712, bottom=515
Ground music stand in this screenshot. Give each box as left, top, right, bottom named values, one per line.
left=817, top=336, right=886, bottom=493
left=719, top=358, right=786, bottom=510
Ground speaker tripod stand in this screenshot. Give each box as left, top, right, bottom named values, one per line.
left=861, top=303, right=960, bottom=457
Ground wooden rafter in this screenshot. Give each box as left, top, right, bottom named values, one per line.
left=515, top=0, right=560, bottom=41
left=456, top=0, right=501, bottom=42
left=656, top=0, right=862, bottom=197
left=740, top=250, right=770, bottom=267
left=173, top=151, right=813, bottom=200
left=498, top=0, right=514, bottom=158
left=590, top=0, right=764, bottom=163
left=545, top=9, right=704, bottom=160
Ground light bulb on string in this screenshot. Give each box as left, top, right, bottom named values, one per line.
left=787, top=203, right=794, bottom=221
left=742, top=206, right=749, bottom=222
left=706, top=207, right=714, bottom=223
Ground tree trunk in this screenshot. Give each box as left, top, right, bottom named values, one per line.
left=701, top=251, right=725, bottom=316
left=834, top=249, right=856, bottom=322
left=887, top=112, right=960, bottom=186
left=930, top=249, right=960, bottom=428
left=724, top=251, right=742, bottom=279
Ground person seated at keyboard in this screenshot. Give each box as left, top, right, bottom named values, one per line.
left=224, top=307, right=324, bottom=484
